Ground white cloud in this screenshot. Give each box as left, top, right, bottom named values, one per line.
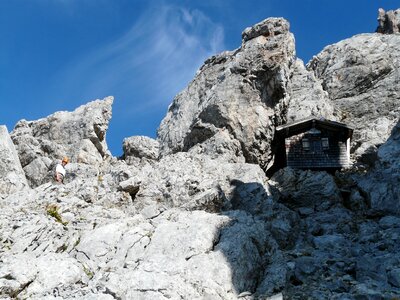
left=58, top=3, right=225, bottom=114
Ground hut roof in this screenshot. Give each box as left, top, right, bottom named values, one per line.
left=276, top=117, right=353, bottom=139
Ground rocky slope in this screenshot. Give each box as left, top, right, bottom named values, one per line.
left=1, top=8, right=399, bottom=300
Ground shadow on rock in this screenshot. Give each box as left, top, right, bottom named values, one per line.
left=214, top=180, right=302, bottom=297
left=352, top=119, right=400, bottom=215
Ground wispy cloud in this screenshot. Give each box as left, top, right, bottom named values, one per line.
left=57, top=3, right=225, bottom=114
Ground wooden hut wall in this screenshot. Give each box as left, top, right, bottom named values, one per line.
left=285, top=129, right=350, bottom=169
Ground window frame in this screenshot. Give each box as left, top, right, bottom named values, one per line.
left=302, top=138, right=310, bottom=151
left=321, top=137, right=329, bottom=150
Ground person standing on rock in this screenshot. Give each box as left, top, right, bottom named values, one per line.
left=54, top=157, right=69, bottom=183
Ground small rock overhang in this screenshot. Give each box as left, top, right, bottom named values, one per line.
left=269, top=117, right=354, bottom=173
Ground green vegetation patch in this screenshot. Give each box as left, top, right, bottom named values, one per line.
left=46, top=204, right=68, bottom=226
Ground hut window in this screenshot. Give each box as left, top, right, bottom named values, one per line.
left=302, top=138, right=310, bottom=150
left=322, top=138, right=329, bottom=150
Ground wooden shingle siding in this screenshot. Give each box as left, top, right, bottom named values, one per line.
left=273, top=117, right=353, bottom=172
left=285, top=130, right=350, bottom=169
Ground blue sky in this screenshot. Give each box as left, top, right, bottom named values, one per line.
left=1, top=0, right=399, bottom=156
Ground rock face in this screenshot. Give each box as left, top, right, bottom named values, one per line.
left=133, top=151, right=271, bottom=215
left=10, top=97, right=113, bottom=187
left=286, top=59, right=337, bottom=122
left=270, top=168, right=342, bottom=210
left=355, top=121, right=400, bottom=214
left=157, top=17, right=343, bottom=170
left=122, top=135, right=159, bottom=165
left=306, top=11, right=400, bottom=215
left=157, top=18, right=296, bottom=169
left=1, top=9, right=400, bottom=300
left=0, top=126, right=29, bottom=196
left=307, top=32, right=400, bottom=164
left=377, top=8, right=400, bottom=34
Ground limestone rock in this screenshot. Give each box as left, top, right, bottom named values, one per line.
left=286, top=59, right=337, bottom=122
left=87, top=210, right=271, bottom=299
left=0, top=253, right=87, bottom=298
left=242, top=17, right=290, bottom=42
left=133, top=151, right=271, bottom=214
left=270, top=168, right=342, bottom=210
left=388, top=269, right=400, bottom=288
left=266, top=204, right=300, bottom=250
left=22, top=156, right=53, bottom=187
left=122, top=135, right=159, bottom=165
left=293, top=256, right=319, bottom=284
left=187, top=128, right=246, bottom=163
left=307, top=33, right=400, bottom=163
left=11, top=97, right=113, bottom=187
left=0, top=125, right=29, bottom=196
left=157, top=17, right=296, bottom=169
left=354, top=121, right=400, bottom=214
left=377, top=8, right=400, bottom=34
left=379, top=215, right=400, bottom=230
left=118, top=177, right=141, bottom=199
left=307, top=15, right=400, bottom=215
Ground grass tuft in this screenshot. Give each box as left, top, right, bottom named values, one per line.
left=46, top=204, right=68, bottom=226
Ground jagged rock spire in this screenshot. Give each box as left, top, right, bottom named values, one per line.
left=377, top=8, right=400, bottom=34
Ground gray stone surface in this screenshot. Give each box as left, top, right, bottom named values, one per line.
left=307, top=26, right=400, bottom=216
left=157, top=17, right=296, bottom=169
left=294, top=256, right=318, bottom=283
left=388, top=269, right=400, bottom=288
left=377, top=8, right=400, bottom=34
left=133, top=151, right=271, bottom=213
left=307, top=33, right=400, bottom=164
left=0, top=125, right=29, bottom=196
left=270, top=168, right=342, bottom=209
left=11, top=97, right=113, bottom=187
left=355, top=121, right=400, bottom=214
left=286, top=59, right=337, bottom=122
left=122, top=135, right=159, bottom=165
left=242, top=17, right=290, bottom=42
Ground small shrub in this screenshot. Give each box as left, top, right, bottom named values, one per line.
left=73, top=236, right=81, bottom=248
left=46, top=204, right=68, bottom=226
left=82, top=265, right=94, bottom=279
left=56, top=243, right=68, bottom=253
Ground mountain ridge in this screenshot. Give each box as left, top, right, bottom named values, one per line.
left=1, top=8, right=399, bottom=299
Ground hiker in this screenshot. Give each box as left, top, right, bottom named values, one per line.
left=54, top=157, right=69, bottom=183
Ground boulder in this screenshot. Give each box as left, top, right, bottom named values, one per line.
left=270, top=168, right=342, bottom=210
left=0, top=125, right=29, bottom=196
left=122, top=135, right=159, bottom=165
left=293, top=256, right=319, bottom=284
left=133, top=151, right=271, bottom=213
left=388, top=269, right=400, bottom=288
left=379, top=216, right=400, bottom=230
left=242, top=17, right=290, bottom=42
left=73, top=209, right=271, bottom=299
left=377, top=8, right=400, bottom=34
left=11, top=97, right=113, bottom=187
left=187, top=128, right=246, bottom=163
left=22, top=156, right=53, bottom=187
left=0, top=253, right=87, bottom=298
left=356, top=256, right=388, bottom=285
